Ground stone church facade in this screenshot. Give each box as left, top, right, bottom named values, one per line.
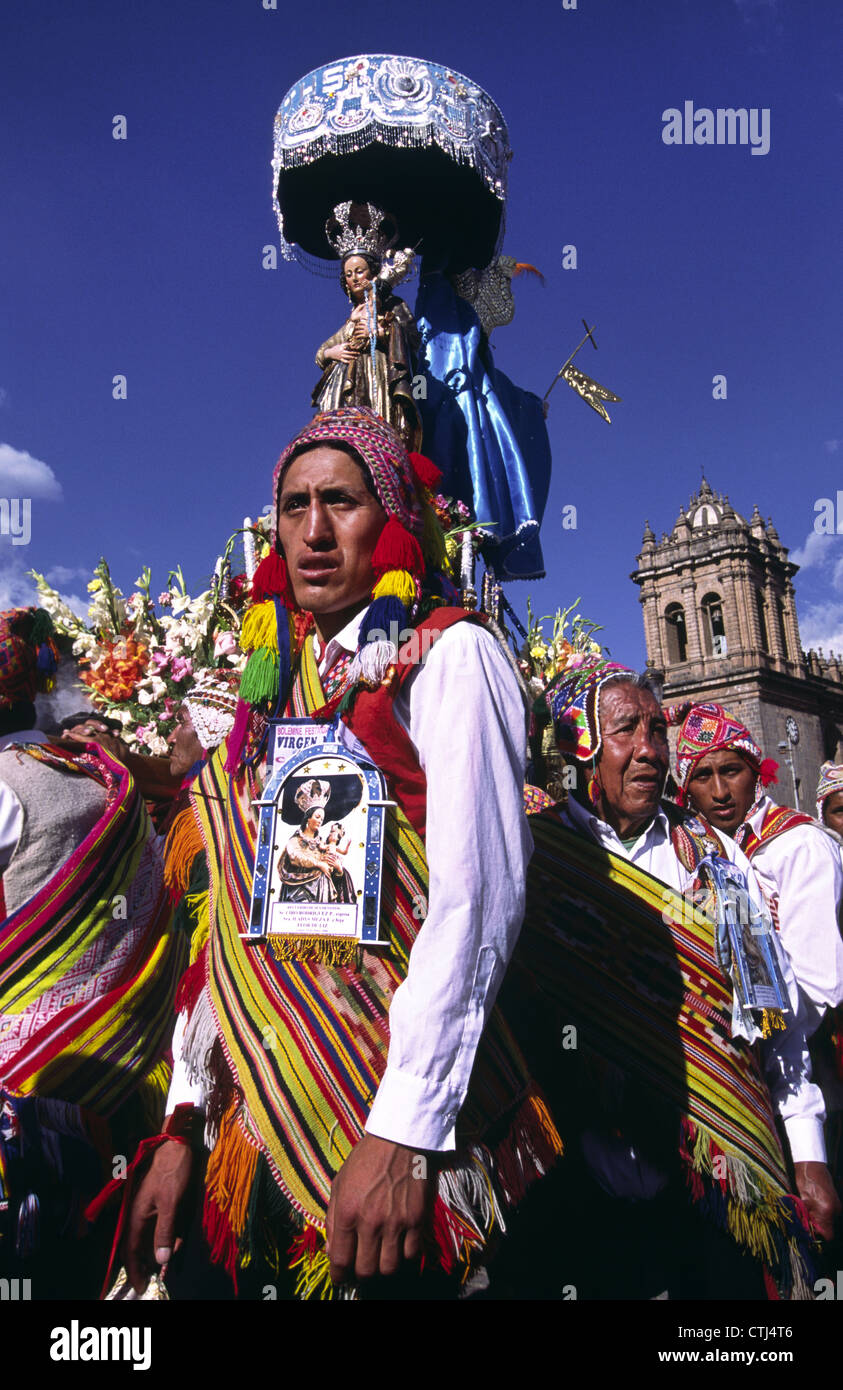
left=631, top=480, right=843, bottom=812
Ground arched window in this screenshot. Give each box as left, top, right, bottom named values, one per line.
left=701, top=592, right=727, bottom=657
left=665, top=603, right=688, bottom=664
left=755, top=589, right=769, bottom=653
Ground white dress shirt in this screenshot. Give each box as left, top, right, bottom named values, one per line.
left=743, top=794, right=843, bottom=1033
left=168, top=610, right=532, bottom=1152
left=560, top=796, right=826, bottom=1164
left=0, top=728, right=48, bottom=871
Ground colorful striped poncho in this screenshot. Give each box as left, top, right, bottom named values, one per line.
left=182, top=612, right=563, bottom=1297
left=0, top=742, right=185, bottom=1255
left=504, top=808, right=816, bottom=1299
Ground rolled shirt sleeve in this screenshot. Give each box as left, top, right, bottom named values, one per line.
left=365, top=621, right=532, bottom=1151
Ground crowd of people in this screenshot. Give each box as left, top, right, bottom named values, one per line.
left=1, top=404, right=841, bottom=1302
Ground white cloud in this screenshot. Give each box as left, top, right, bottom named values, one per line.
left=0, top=443, right=62, bottom=501
left=46, top=564, right=91, bottom=587
left=0, top=559, right=87, bottom=619
left=791, top=526, right=839, bottom=572
left=798, top=600, right=843, bottom=657
left=824, top=439, right=841, bottom=454
left=0, top=559, right=39, bottom=610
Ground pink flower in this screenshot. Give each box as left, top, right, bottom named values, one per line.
left=151, top=649, right=170, bottom=671
left=157, top=591, right=173, bottom=607
left=171, top=656, right=194, bottom=682
left=213, top=630, right=239, bottom=659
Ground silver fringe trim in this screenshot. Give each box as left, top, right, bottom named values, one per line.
left=181, top=985, right=219, bottom=1145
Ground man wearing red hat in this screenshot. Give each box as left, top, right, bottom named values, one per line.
left=675, top=701, right=843, bottom=1230
left=675, top=702, right=843, bottom=1040
left=497, top=658, right=832, bottom=1298
left=121, top=407, right=559, bottom=1301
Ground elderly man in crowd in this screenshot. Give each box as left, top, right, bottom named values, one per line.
left=498, top=658, right=835, bottom=1300
left=117, top=406, right=560, bottom=1301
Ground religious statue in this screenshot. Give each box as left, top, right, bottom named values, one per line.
left=312, top=202, right=422, bottom=450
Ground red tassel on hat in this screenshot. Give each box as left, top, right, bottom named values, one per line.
left=252, top=551, right=295, bottom=606
left=408, top=452, right=442, bottom=493
left=759, top=758, right=779, bottom=787
left=371, top=516, right=424, bottom=580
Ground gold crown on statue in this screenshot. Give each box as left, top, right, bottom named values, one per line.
left=294, top=778, right=331, bottom=814
left=325, top=201, right=397, bottom=261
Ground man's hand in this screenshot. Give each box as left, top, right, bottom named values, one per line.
left=325, top=1133, right=432, bottom=1285
left=794, top=1161, right=841, bottom=1241
left=61, top=723, right=129, bottom=762
left=125, top=1140, right=193, bottom=1293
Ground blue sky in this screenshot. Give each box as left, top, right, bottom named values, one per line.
left=2, top=0, right=842, bottom=668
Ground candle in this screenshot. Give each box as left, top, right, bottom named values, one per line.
left=243, top=518, right=257, bottom=581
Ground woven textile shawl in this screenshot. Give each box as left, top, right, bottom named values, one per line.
left=515, top=810, right=812, bottom=1289
left=738, top=804, right=814, bottom=861
left=198, top=633, right=537, bottom=1229
left=0, top=744, right=183, bottom=1114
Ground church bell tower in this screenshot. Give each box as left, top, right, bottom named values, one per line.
left=631, top=479, right=843, bottom=809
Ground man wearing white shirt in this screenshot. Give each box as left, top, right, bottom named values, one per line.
left=125, top=407, right=550, bottom=1299
left=497, top=658, right=835, bottom=1298
left=676, top=702, right=843, bottom=1038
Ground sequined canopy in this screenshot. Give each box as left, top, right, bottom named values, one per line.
left=273, top=54, right=511, bottom=273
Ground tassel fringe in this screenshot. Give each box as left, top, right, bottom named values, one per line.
left=181, top=983, right=218, bottom=1095
left=241, top=601, right=279, bottom=655
left=202, top=1102, right=262, bottom=1292
left=347, top=640, right=398, bottom=689
left=679, top=1117, right=814, bottom=1299
left=371, top=516, right=424, bottom=579
left=373, top=569, right=417, bottom=606
left=163, top=807, right=205, bottom=896
left=266, top=934, right=362, bottom=968
left=240, top=648, right=280, bottom=705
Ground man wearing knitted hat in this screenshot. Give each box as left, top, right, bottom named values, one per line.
left=817, top=762, right=843, bottom=839
left=676, top=703, right=843, bottom=1042
left=0, top=608, right=184, bottom=1295
left=121, top=406, right=558, bottom=1301
left=677, top=704, right=843, bottom=1226
left=166, top=669, right=240, bottom=780
left=497, top=658, right=833, bottom=1297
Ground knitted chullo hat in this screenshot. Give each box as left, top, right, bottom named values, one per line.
left=816, top=762, right=843, bottom=821
left=182, top=668, right=240, bottom=752
left=669, top=701, right=778, bottom=808
left=0, top=607, right=60, bottom=711
left=226, top=407, right=452, bottom=772
left=543, top=656, right=638, bottom=761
